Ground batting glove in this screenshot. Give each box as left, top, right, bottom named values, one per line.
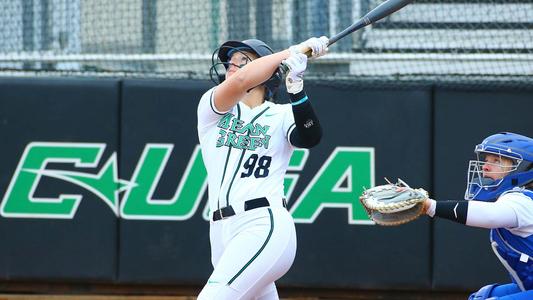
left=289, top=36, right=329, bottom=59
left=283, top=53, right=307, bottom=94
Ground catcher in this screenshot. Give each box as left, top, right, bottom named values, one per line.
left=360, top=132, right=533, bottom=299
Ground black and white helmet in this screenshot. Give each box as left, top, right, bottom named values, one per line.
left=210, top=39, right=282, bottom=101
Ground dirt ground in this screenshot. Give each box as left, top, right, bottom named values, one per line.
left=0, top=283, right=471, bottom=300
left=0, top=292, right=471, bottom=300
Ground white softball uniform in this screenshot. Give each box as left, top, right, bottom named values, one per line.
left=197, top=87, right=297, bottom=300
left=426, top=189, right=533, bottom=234
left=465, top=190, right=533, bottom=235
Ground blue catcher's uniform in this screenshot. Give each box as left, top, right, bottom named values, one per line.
left=491, top=205, right=533, bottom=290
left=465, top=133, right=533, bottom=300
left=470, top=190, right=533, bottom=300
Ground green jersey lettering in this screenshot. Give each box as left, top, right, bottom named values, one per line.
left=230, top=119, right=245, bottom=132
left=217, top=113, right=233, bottom=130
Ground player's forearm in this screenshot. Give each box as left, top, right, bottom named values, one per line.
left=229, top=50, right=289, bottom=90
left=426, top=199, right=518, bottom=228
left=215, top=51, right=290, bottom=111
left=288, top=90, right=322, bottom=148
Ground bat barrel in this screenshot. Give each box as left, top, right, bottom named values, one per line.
left=328, top=20, right=366, bottom=46
left=365, top=0, right=413, bottom=23
left=329, top=0, right=413, bottom=46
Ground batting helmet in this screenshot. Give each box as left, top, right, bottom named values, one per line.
left=465, top=132, right=533, bottom=201
left=210, top=39, right=282, bottom=101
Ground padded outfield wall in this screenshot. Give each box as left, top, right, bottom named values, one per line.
left=0, top=77, right=532, bottom=294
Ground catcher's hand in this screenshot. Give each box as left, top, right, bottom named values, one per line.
left=359, top=178, right=428, bottom=226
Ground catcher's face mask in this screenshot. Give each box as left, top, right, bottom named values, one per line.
left=464, top=151, right=520, bottom=201
left=465, top=132, right=533, bottom=201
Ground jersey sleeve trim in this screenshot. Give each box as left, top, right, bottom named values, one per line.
left=209, top=88, right=227, bottom=115
left=286, top=123, right=296, bottom=143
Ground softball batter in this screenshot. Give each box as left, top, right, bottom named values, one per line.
left=196, top=36, right=328, bottom=299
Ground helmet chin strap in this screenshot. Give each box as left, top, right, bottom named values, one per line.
left=240, top=87, right=269, bottom=108
left=246, top=85, right=273, bottom=102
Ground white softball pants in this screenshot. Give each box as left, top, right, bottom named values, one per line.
left=197, top=206, right=297, bottom=300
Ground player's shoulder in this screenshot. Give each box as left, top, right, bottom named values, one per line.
left=198, top=86, right=222, bottom=114
left=499, top=188, right=533, bottom=203
left=200, top=86, right=216, bottom=101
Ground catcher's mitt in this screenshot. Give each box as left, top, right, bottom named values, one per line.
left=359, top=178, right=428, bottom=226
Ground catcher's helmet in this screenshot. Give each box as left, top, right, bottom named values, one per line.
left=465, top=132, right=533, bottom=201
left=210, top=39, right=282, bottom=101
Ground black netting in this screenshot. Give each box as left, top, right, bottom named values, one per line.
left=1, top=0, right=532, bottom=86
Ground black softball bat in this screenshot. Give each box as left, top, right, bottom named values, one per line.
left=328, top=0, right=414, bottom=47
